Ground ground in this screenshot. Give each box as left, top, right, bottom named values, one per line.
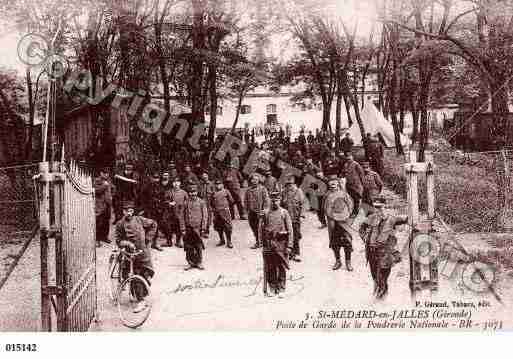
left=1, top=188, right=512, bottom=331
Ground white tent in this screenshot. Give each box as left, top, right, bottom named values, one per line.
left=344, top=102, right=409, bottom=147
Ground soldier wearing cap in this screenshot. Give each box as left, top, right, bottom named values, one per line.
left=94, top=167, right=112, bottom=247
left=263, top=170, right=282, bottom=194
left=113, top=200, right=156, bottom=313
left=341, top=151, right=364, bottom=218
left=198, top=171, right=214, bottom=235
left=223, top=163, right=246, bottom=220
left=113, top=162, right=139, bottom=221
left=183, top=182, right=209, bottom=270
left=360, top=201, right=407, bottom=299
left=367, top=134, right=385, bottom=177
left=139, top=169, right=163, bottom=251
left=245, top=172, right=270, bottom=249
left=160, top=175, right=188, bottom=248
left=281, top=175, right=305, bottom=262
left=209, top=179, right=235, bottom=248
left=182, top=163, right=199, bottom=185
left=262, top=190, right=293, bottom=298
left=361, top=161, right=384, bottom=209
left=323, top=175, right=355, bottom=271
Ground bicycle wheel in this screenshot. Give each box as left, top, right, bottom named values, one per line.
left=108, top=253, right=121, bottom=302
left=117, top=275, right=152, bottom=329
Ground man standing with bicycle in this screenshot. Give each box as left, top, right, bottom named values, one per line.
left=114, top=201, right=157, bottom=313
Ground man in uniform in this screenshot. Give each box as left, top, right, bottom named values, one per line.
left=223, top=163, right=246, bottom=220
left=210, top=179, right=234, bottom=248
left=139, top=169, right=163, bottom=251
left=324, top=175, right=355, bottom=271
left=342, top=151, right=365, bottom=218
left=262, top=191, right=293, bottom=298
left=113, top=201, right=157, bottom=313
left=281, top=175, right=304, bottom=262
left=360, top=202, right=406, bottom=299
left=361, top=162, right=384, bottom=210
left=160, top=176, right=188, bottom=248
left=94, top=167, right=112, bottom=247
left=263, top=170, right=281, bottom=194
left=367, top=134, right=385, bottom=177
left=198, top=171, right=214, bottom=235
left=182, top=163, right=199, bottom=185
left=321, top=150, right=341, bottom=177
left=245, top=173, right=270, bottom=249
left=340, top=132, right=354, bottom=154
left=113, top=162, right=139, bottom=221
left=183, top=183, right=209, bottom=270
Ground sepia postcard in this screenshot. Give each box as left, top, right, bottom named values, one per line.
left=0, top=0, right=512, bottom=338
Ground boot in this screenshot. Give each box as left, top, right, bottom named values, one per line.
left=332, top=260, right=342, bottom=270
left=226, top=233, right=233, bottom=248
left=345, top=259, right=353, bottom=271
left=216, top=233, right=226, bottom=247
left=175, top=236, right=183, bottom=248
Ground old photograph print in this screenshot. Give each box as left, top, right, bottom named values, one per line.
left=0, top=0, right=512, bottom=332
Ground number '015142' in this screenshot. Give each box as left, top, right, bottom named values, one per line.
left=5, top=344, right=37, bottom=352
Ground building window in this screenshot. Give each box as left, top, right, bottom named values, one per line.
left=240, top=105, right=251, bottom=114
left=266, top=104, right=277, bottom=114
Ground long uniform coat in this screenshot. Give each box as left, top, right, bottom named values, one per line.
left=343, top=159, right=365, bottom=196
left=183, top=197, right=209, bottom=265
left=94, top=177, right=112, bottom=216
left=362, top=170, right=384, bottom=206
left=139, top=180, right=161, bottom=220
left=262, top=207, right=293, bottom=291
left=209, top=188, right=234, bottom=234
left=114, top=215, right=157, bottom=274
left=161, top=187, right=188, bottom=235
left=323, top=188, right=354, bottom=250
left=198, top=179, right=215, bottom=229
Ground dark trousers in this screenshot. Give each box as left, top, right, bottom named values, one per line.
left=160, top=216, right=182, bottom=245
left=228, top=188, right=245, bottom=219
left=317, top=195, right=326, bottom=225
left=96, top=208, right=111, bottom=243
left=332, top=245, right=351, bottom=263
left=291, top=221, right=301, bottom=256
left=368, top=247, right=392, bottom=299
left=265, top=252, right=287, bottom=293
left=346, top=187, right=361, bottom=217
left=248, top=211, right=260, bottom=245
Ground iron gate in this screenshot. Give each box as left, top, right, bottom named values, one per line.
left=38, top=160, right=97, bottom=331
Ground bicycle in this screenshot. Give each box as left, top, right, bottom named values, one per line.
left=107, top=247, right=152, bottom=328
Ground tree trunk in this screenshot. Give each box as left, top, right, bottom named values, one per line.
left=343, top=94, right=353, bottom=127
left=489, top=80, right=510, bottom=144
left=389, top=59, right=403, bottom=154
left=207, top=65, right=217, bottom=148
left=191, top=0, right=206, bottom=125
left=231, top=91, right=244, bottom=133
left=335, top=79, right=342, bottom=152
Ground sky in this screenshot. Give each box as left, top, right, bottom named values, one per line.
left=0, top=0, right=378, bottom=75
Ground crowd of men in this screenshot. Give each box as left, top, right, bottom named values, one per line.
left=94, top=127, right=405, bottom=307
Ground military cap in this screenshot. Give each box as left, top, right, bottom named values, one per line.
left=373, top=202, right=385, bottom=208
left=122, top=200, right=135, bottom=209
left=361, top=161, right=370, bottom=166
left=168, top=162, right=176, bottom=169
left=285, top=175, right=295, bottom=184
left=214, top=178, right=223, bottom=184
left=249, top=172, right=261, bottom=180
left=327, top=174, right=339, bottom=181
left=269, top=190, right=281, bottom=199
left=187, top=183, right=198, bottom=192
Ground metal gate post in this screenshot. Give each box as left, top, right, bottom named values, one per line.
left=38, top=162, right=51, bottom=331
